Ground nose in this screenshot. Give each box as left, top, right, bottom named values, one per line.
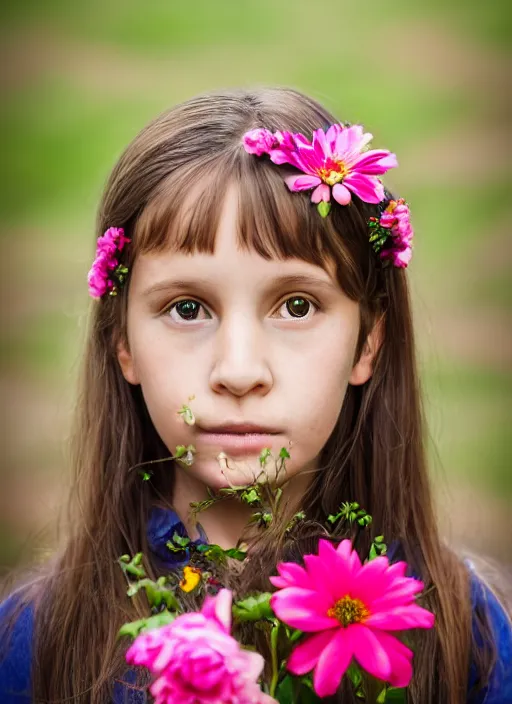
left=209, top=313, right=273, bottom=398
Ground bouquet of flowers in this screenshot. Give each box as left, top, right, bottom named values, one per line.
left=118, top=421, right=434, bottom=704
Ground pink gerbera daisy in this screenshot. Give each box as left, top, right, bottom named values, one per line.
left=242, top=124, right=398, bottom=210
left=270, top=539, right=434, bottom=698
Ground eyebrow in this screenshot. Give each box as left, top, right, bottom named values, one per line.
left=141, top=273, right=339, bottom=298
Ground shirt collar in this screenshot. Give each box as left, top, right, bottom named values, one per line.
left=146, top=505, right=207, bottom=569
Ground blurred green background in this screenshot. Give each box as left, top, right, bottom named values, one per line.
left=0, top=0, right=510, bottom=572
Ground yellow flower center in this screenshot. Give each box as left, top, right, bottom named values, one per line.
left=318, top=161, right=349, bottom=185
left=179, top=565, right=202, bottom=593
left=328, top=596, right=370, bottom=627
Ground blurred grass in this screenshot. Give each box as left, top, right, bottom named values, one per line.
left=2, top=0, right=510, bottom=48
left=0, top=0, right=510, bottom=568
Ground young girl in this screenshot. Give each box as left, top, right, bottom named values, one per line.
left=0, top=87, right=510, bottom=704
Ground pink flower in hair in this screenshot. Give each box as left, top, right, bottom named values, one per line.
left=379, top=199, right=413, bottom=244
left=125, top=589, right=277, bottom=704
left=87, top=227, right=130, bottom=298
left=270, top=539, right=434, bottom=697
left=242, top=124, right=397, bottom=213
left=242, top=128, right=277, bottom=156
left=369, top=199, right=414, bottom=268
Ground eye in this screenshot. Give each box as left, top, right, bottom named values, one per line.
left=276, top=296, right=317, bottom=320
left=166, top=299, right=211, bottom=323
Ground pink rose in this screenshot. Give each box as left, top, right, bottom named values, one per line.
left=125, top=589, right=277, bottom=704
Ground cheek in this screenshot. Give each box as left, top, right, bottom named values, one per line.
left=130, top=332, right=206, bottom=446
left=280, top=324, right=357, bottom=461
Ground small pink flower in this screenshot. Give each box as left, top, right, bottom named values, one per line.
left=376, top=199, right=414, bottom=268
left=379, top=199, right=413, bottom=243
left=242, top=128, right=277, bottom=156
left=87, top=227, right=130, bottom=298
left=270, top=539, right=434, bottom=698
left=380, top=242, right=413, bottom=268
left=126, top=589, right=277, bottom=704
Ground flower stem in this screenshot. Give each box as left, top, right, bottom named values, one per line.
left=269, top=620, right=280, bottom=697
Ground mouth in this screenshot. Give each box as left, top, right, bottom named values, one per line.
left=196, top=422, right=283, bottom=456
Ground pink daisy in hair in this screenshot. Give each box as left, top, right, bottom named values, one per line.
left=270, top=539, right=434, bottom=698
left=241, top=123, right=397, bottom=215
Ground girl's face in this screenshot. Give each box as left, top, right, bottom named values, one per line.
left=118, top=185, right=378, bottom=491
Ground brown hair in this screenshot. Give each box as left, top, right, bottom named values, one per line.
left=0, top=87, right=497, bottom=703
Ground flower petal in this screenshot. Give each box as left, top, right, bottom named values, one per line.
left=335, top=539, right=362, bottom=574
left=370, top=630, right=413, bottom=688
left=244, top=650, right=266, bottom=681
left=312, top=128, right=331, bottom=161
left=269, top=575, right=289, bottom=588
left=365, top=604, right=435, bottom=631
left=343, top=173, right=384, bottom=203
left=326, top=123, right=343, bottom=150
left=351, top=556, right=390, bottom=603
left=352, top=150, right=398, bottom=175
left=350, top=623, right=392, bottom=682
left=313, top=627, right=354, bottom=697
left=303, top=554, right=334, bottom=596
left=284, top=174, right=322, bottom=192
left=332, top=183, right=352, bottom=205
left=311, top=183, right=331, bottom=203
left=271, top=561, right=313, bottom=589
left=334, top=124, right=371, bottom=161
left=270, top=587, right=337, bottom=632
left=316, top=539, right=353, bottom=598
left=287, top=629, right=337, bottom=675
left=369, top=579, right=424, bottom=611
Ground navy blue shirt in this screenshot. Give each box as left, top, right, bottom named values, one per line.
left=1, top=506, right=511, bottom=703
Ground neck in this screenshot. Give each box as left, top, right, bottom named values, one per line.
left=170, top=464, right=312, bottom=550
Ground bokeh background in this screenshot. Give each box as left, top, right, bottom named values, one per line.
left=0, top=1, right=510, bottom=575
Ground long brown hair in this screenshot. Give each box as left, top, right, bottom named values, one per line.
left=1, top=87, right=496, bottom=703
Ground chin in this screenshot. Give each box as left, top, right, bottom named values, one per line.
left=194, top=456, right=275, bottom=491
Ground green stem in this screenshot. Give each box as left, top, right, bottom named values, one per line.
left=269, top=620, right=280, bottom=697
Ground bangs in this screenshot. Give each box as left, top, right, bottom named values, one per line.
left=133, top=149, right=375, bottom=299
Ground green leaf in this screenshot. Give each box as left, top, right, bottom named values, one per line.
left=196, top=543, right=247, bottom=563
left=118, top=609, right=177, bottom=640
left=385, top=687, right=407, bottom=702
left=285, top=510, right=306, bottom=533
left=126, top=577, right=180, bottom=611
left=347, top=663, right=362, bottom=687
left=259, top=447, right=272, bottom=466
left=279, top=447, right=291, bottom=459
left=274, top=675, right=294, bottom=704
left=172, top=531, right=191, bottom=548
left=232, top=593, right=273, bottom=621
left=317, top=201, right=331, bottom=218
left=377, top=686, right=407, bottom=703
left=241, top=488, right=260, bottom=505
left=118, top=553, right=146, bottom=579
left=223, top=547, right=247, bottom=561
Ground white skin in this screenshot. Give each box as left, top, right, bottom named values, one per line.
left=118, top=184, right=381, bottom=548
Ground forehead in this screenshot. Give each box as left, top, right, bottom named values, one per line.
left=131, top=183, right=340, bottom=291
left=129, top=156, right=369, bottom=302
left=133, top=157, right=331, bottom=261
